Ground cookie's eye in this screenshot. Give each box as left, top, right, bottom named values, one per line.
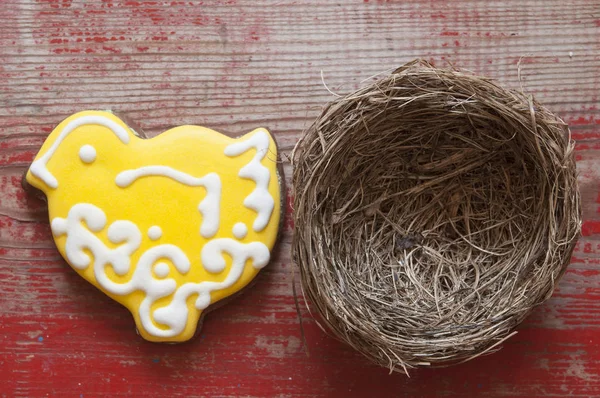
left=79, top=144, right=97, bottom=164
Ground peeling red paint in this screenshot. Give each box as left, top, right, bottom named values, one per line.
left=572, top=132, right=600, bottom=141
left=2, top=2, right=599, bottom=397
left=101, top=46, right=122, bottom=53
left=582, top=221, right=600, bottom=237
left=285, top=190, right=294, bottom=231
left=569, top=116, right=598, bottom=126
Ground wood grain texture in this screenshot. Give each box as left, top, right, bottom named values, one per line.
left=0, top=0, right=599, bottom=396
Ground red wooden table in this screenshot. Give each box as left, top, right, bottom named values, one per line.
left=1, top=1, right=599, bottom=396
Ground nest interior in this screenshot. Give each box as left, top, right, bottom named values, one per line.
left=292, top=60, right=581, bottom=373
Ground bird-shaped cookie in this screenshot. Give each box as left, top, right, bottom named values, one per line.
left=25, top=111, right=282, bottom=342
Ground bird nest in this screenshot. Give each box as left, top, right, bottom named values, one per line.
left=291, top=59, right=581, bottom=373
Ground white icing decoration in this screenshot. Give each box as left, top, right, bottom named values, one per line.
left=30, top=115, right=130, bottom=189
left=115, top=166, right=221, bottom=239
left=232, top=223, right=248, bottom=239
left=52, top=203, right=269, bottom=338
left=79, top=145, right=97, bottom=164
left=152, top=238, right=270, bottom=336
left=154, top=262, right=170, bottom=278
left=148, top=225, right=162, bottom=241
left=224, top=130, right=275, bottom=232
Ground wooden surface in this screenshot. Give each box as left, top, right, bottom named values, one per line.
left=1, top=0, right=599, bottom=396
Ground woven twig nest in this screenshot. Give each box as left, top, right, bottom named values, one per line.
left=292, top=59, right=581, bottom=373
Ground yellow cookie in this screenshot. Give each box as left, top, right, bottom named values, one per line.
left=25, top=111, right=281, bottom=342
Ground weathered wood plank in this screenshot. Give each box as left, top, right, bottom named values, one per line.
left=0, top=0, right=599, bottom=396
